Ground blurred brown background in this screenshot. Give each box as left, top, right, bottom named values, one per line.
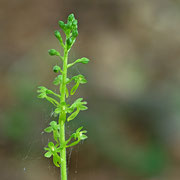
left=1, top=0, right=180, bottom=179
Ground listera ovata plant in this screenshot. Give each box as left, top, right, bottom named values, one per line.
left=37, top=13, right=89, bottom=180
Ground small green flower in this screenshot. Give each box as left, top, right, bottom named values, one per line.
left=73, top=127, right=88, bottom=140
left=72, top=75, right=87, bottom=84
left=44, top=142, right=61, bottom=167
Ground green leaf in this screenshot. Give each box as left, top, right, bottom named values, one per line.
left=75, top=57, right=89, bottom=64
left=67, top=109, right=80, bottom=121
left=48, top=49, right=60, bottom=56
left=44, top=127, right=53, bottom=133
left=44, top=151, right=52, bottom=158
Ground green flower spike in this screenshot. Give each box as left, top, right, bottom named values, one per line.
left=37, top=13, right=90, bottom=180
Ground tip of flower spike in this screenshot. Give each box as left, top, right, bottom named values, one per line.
left=68, top=13, right=75, bottom=22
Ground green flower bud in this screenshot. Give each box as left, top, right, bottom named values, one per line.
left=67, top=38, right=72, bottom=46
left=58, top=21, right=65, bottom=29
left=54, top=30, right=62, bottom=41
left=64, top=24, right=68, bottom=29
left=48, top=49, right=60, bottom=56
left=73, top=19, right=78, bottom=26
left=72, top=29, right=78, bottom=37
left=53, top=65, right=61, bottom=73
left=76, top=57, right=89, bottom=64
left=68, top=13, right=75, bottom=22
left=67, top=22, right=72, bottom=29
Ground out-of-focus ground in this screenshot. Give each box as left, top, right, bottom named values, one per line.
left=1, top=0, right=180, bottom=179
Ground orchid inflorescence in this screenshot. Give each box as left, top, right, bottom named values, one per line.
left=37, top=13, right=89, bottom=180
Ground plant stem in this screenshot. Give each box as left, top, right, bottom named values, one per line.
left=59, top=120, right=67, bottom=180
left=59, top=45, right=68, bottom=180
